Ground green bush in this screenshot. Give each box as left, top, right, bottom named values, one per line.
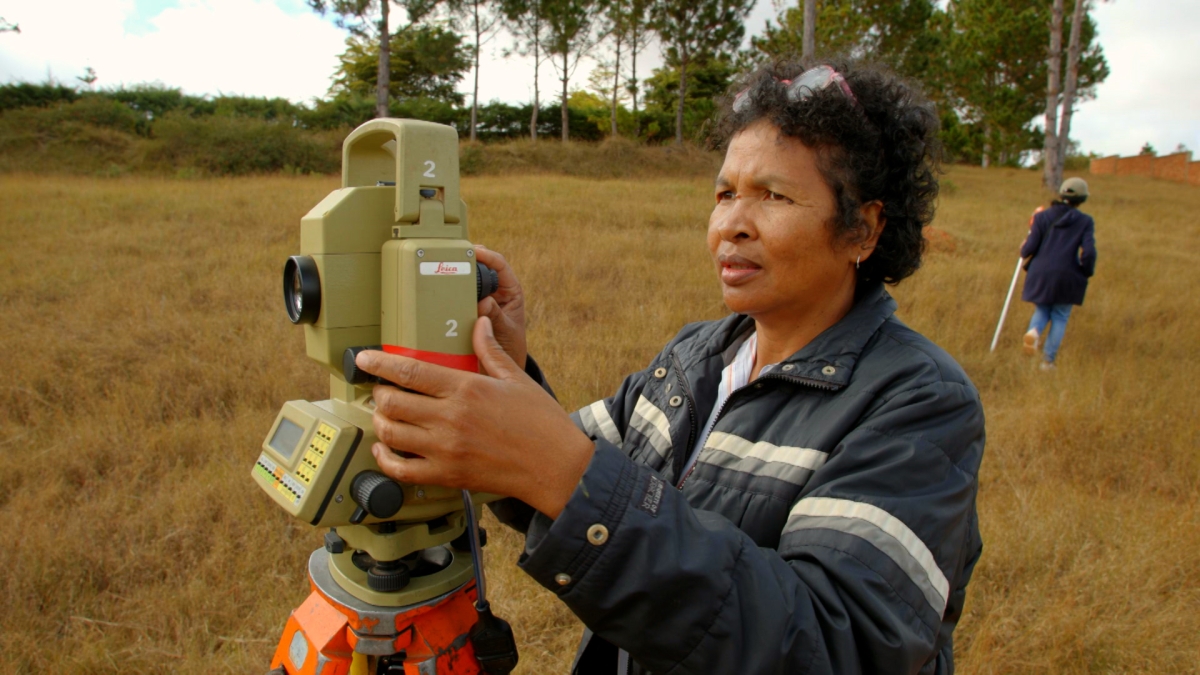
left=0, top=82, right=80, bottom=112
left=0, top=96, right=141, bottom=136
left=147, top=112, right=340, bottom=175
left=457, top=136, right=720, bottom=179
left=0, top=81, right=720, bottom=177
left=211, top=95, right=303, bottom=122
left=107, top=84, right=210, bottom=122
left=62, top=96, right=144, bottom=136
left=0, top=110, right=143, bottom=174
left=298, top=94, right=376, bottom=130
left=0, top=98, right=149, bottom=174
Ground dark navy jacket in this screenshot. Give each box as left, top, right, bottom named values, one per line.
left=496, top=284, right=985, bottom=675
left=1020, top=202, right=1097, bottom=305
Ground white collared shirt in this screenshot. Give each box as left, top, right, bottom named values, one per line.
left=681, top=331, right=778, bottom=481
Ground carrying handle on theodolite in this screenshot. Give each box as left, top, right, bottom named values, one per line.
left=340, top=118, right=463, bottom=228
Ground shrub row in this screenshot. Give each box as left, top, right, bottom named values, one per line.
left=0, top=88, right=719, bottom=177
left=0, top=82, right=681, bottom=141
left=0, top=101, right=340, bottom=176
left=0, top=101, right=722, bottom=179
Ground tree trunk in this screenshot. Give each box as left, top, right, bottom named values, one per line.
left=470, top=0, right=481, bottom=143
left=531, top=21, right=540, bottom=142
left=1056, top=0, right=1087, bottom=185
left=982, top=120, right=991, bottom=169
left=611, top=26, right=622, bottom=137
left=376, top=0, right=390, bottom=118
left=561, top=50, right=570, bottom=142
left=1042, top=0, right=1063, bottom=190
left=803, top=0, right=816, bottom=59
left=675, top=52, right=688, bottom=146
left=631, top=22, right=640, bottom=138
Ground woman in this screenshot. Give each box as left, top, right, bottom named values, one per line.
left=355, top=59, right=985, bottom=675
left=1021, top=177, right=1098, bottom=369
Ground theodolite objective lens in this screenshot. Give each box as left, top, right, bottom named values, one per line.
left=283, top=255, right=321, bottom=325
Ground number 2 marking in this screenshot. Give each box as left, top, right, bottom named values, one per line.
left=445, top=319, right=458, bottom=337
left=424, top=161, right=436, bottom=178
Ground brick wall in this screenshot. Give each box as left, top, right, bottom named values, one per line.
left=1153, top=152, right=1192, bottom=182
left=1088, top=152, right=1195, bottom=187
left=1116, top=154, right=1155, bottom=177
left=1089, top=155, right=1119, bottom=174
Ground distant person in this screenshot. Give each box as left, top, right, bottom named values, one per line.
left=1020, top=177, right=1098, bottom=369
left=358, top=58, right=984, bottom=674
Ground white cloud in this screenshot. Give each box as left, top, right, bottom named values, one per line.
left=1, top=0, right=1196, bottom=157
left=1070, top=0, right=1200, bottom=156
left=0, top=0, right=347, bottom=102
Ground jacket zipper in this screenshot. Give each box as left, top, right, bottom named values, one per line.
left=670, top=351, right=698, bottom=487
left=674, top=371, right=839, bottom=491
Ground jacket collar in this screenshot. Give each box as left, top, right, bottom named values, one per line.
left=679, top=282, right=896, bottom=391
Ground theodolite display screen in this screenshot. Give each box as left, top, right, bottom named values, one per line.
left=269, top=418, right=305, bottom=460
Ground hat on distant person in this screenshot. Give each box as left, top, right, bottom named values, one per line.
left=1059, top=177, right=1089, bottom=201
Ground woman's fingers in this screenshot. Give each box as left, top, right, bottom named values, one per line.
left=355, top=350, right=458, bottom=399
left=478, top=295, right=503, bottom=323
left=477, top=297, right=527, bottom=369
left=350, top=314, right=592, bottom=514
left=474, top=245, right=522, bottom=298
left=371, top=402, right=437, bottom=454
left=369, top=395, right=472, bottom=487
left=371, top=382, right=441, bottom=425
left=371, top=443, right=437, bottom=486
left=473, top=316, right=523, bottom=381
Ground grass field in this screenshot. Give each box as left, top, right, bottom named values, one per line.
left=1, top=160, right=1197, bottom=674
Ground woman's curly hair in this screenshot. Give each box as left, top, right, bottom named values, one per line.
left=713, top=58, right=941, bottom=285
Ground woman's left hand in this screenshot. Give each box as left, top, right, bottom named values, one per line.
left=354, top=317, right=594, bottom=520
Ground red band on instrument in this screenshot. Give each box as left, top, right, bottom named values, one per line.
left=382, top=345, right=479, bottom=372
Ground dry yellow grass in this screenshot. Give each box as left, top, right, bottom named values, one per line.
left=0, top=164, right=1196, bottom=674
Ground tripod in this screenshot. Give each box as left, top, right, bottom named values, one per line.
left=267, top=494, right=516, bottom=675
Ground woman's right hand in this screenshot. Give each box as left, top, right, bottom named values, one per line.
left=474, top=245, right=528, bottom=370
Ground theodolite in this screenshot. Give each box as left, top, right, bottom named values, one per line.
left=254, top=119, right=517, bottom=675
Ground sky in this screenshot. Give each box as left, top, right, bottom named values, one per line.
left=1, top=0, right=1197, bottom=158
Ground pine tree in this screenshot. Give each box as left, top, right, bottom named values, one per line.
left=651, top=0, right=753, bottom=145
left=543, top=0, right=602, bottom=142
left=500, top=0, right=551, bottom=140
left=308, top=0, right=428, bottom=119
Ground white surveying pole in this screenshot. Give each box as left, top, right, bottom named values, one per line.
left=990, top=257, right=1024, bottom=352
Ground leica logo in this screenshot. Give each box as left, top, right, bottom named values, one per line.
left=419, top=261, right=469, bottom=276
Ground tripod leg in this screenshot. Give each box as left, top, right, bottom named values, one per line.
left=350, top=652, right=371, bottom=675
left=270, top=590, right=356, bottom=674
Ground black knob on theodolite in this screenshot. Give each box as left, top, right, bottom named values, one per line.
left=366, top=558, right=411, bottom=592
left=477, top=262, right=499, bottom=301
left=348, top=470, right=404, bottom=524
left=343, top=345, right=385, bottom=385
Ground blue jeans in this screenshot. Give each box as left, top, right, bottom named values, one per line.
left=1027, top=304, right=1073, bottom=363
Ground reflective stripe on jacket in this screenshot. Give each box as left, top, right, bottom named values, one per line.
left=504, top=283, right=985, bottom=675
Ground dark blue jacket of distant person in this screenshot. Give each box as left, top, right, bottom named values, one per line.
left=1020, top=202, right=1098, bottom=305
left=493, top=282, right=986, bottom=675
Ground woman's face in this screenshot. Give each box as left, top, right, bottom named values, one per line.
left=708, top=119, right=862, bottom=328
